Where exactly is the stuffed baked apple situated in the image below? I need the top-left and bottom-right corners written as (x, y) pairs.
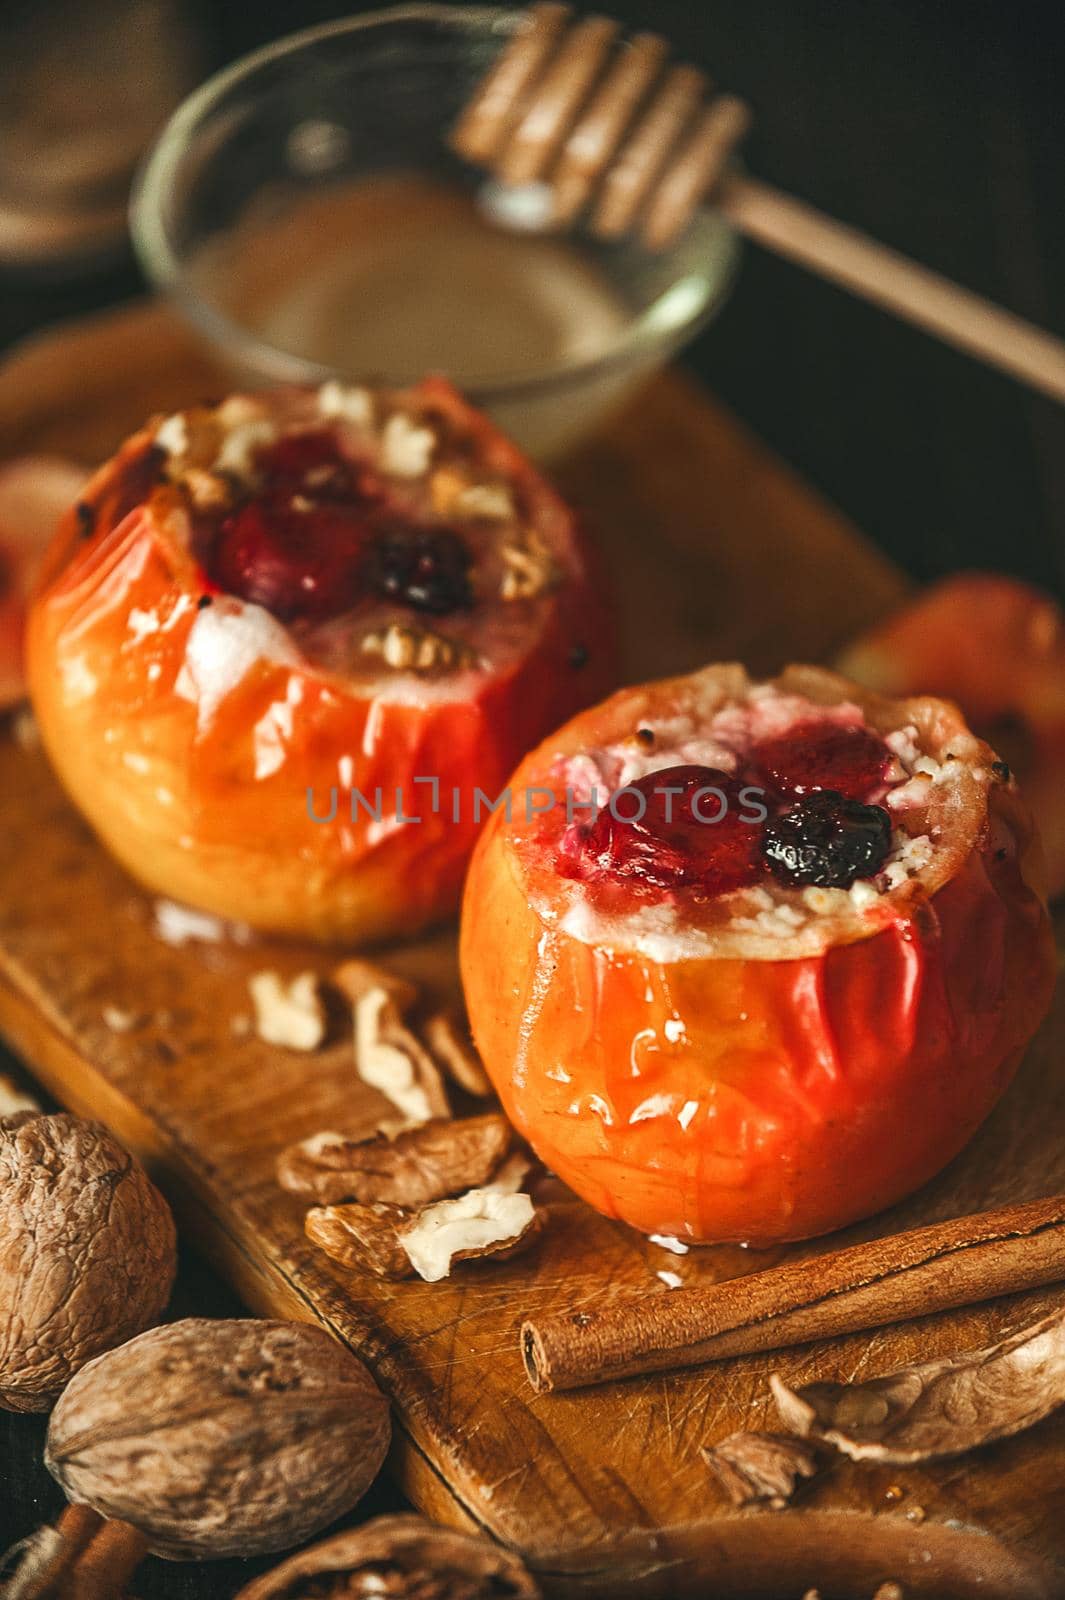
top-left (840, 573), bottom-right (1065, 900)
top-left (27, 381), bottom-right (612, 942)
top-left (461, 663), bottom-right (1055, 1244)
top-left (0, 456), bottom-right (87, 709)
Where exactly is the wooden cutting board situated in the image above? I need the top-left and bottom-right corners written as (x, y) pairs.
top-left (2, 302), bottom-right (1064, 1600)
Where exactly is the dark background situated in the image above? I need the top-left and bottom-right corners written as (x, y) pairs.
top-left (2, 0), bottom-right (1064, 1593)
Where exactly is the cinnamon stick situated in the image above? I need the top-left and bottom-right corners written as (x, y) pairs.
top-left (3, 1508), bottom-right (148, 1600)
top-left (521, 1191), bottom-right (1065, 1393)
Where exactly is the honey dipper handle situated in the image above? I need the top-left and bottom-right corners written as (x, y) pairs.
top-left (718, 174), bottom-right (1065, 405)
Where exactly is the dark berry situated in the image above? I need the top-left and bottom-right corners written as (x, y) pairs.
top-left (366, 526), bottom-right (472, 615)
top-left (568, 642), bottom-right (589, 670)
top-left (762, 790), bottom-right (892, 888)
top-left (750, 719), bottom-right (889, 801)
top-left (564, 764), bottom-right (766, 895)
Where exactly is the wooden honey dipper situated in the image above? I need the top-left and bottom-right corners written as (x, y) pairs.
top-left (452, 4), bottom-right (1065, 405)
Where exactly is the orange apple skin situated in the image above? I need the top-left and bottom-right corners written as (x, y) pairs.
top-left (840, 572), bottom-right (1065, 900)
top-left (26, 387), bottom-right (614, 944)
top-left (461, 729), bottom-right (1056, 1247)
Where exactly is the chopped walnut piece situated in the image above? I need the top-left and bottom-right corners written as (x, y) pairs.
top-left (423, 1009), bottom-right (493, 1098)
top-left (499, 530), bottom-right (559, 601)
top-left (771, 1306), bottom-right (1065, 1465)
top-left (482, 1151), bottom-right (532, 1195)
top-left (215, 419), bottom-right (277, 481)
top-left (156, 405), bottom-right (222, 469)
top-left (317, 381), bottom-right (373, 427)
top-left (331, 958), bottom-right (450, 1126)
top-left (353, 985), bottom-right (449, 1124)
top-left (101, 1004), bottom-right (138, 1033)
top-left (399, 1188), bottom-right (541, 1283)
top-left (332, 959), bottom-right (418, 1015)
top-left (156, 406), bottom-right (237, 513)
top-left (361, 622), bottom-right (478, 674)
top-left (702, 1430), bottom-right (818, 1509)
top-left (428, 465), bottom-right (468, 516)
top-left (306, 1202), bottom-right (413, 1280)
top-left (249, 971), bottom-right (325, 1052)
top-left (455, 483), bottom-right (515, 521)
top-left (277, 1115), bottom-right (510, 1209)
top-left (155, 412), bottom-right (188, 456)
top-left (178, 466), bottom-right (233, 513)
top-left (380, 414), bottom-right (435, 478)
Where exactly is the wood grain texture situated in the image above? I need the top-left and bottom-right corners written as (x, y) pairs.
top-left (2, 303), bottom-right (1064, 1598)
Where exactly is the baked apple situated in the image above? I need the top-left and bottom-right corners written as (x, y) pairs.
top-left (461, 663), bottom-right (1055, 1244)
top-left (0, 456), bottom-right (87, 709)
top-left (26, 381), bottom-right (612, 943)
top-left (839, 572), bottom-right (1065, 900)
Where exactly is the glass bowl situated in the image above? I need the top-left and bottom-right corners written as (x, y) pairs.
top-left (132, 3), bottom-right (739, 459)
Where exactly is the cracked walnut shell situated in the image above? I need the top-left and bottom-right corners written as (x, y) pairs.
top-left (232, 1514), bottom-right (540, 1599)
top-left (0, 1113), bottom-right (177, 1413)
top-left (45, 1318), bottom-right (391, 1559)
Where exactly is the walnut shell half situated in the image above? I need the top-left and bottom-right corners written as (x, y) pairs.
top-left (232, 1515), bottom-right (540, 1599)
top-left (44, 1318), bottom-right (391, 1560)
top-left (0, 1113), bottom-right (177, 1413)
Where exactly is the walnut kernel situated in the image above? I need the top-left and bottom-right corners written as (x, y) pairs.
top-left (278, 1115), bottom-right (510, 1209)
top-left (306, 1202), bottom-right (413, 1279)
top-left (499, 530), bottom-right (558, 601)
top-left (250, 971), bottom-right (326, 1051)
top-left (399, 1188), bottom-right (540, 1283)
top-left (361, 623), bottom-right (478, 674)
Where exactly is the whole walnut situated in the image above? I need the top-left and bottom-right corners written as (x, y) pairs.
top-left (0, 1112), bottom-right (177, 1412)
top-left (45, 1318), bottom-right (392, 1559)
top-left (233, 1515), bottom-right (540, 1599)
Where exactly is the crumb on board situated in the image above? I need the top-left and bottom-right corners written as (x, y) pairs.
top-left (249, 971), bottom-right (326, 1052)
top-left (101, 1004), bottom-right (137, 1033)
top-left (152, 899), bottom-right (253, 947)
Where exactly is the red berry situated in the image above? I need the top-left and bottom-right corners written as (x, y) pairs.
top-left (207, 431), bottom-right (378, 624)
top-left (256, 430), bottom-right (358, 497)
top-left (565, 764), bottom-right (767, 895)
top-left (749, 719), bottom-right (889, 801)
top-left (210, 498), bottom-right (371, 624)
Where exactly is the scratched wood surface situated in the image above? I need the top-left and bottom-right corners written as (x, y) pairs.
top-left (1, 302), bottom-right (1064, 1599)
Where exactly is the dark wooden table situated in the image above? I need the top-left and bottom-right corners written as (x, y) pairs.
top-left (2, 0), bottom-right (1064, 1593)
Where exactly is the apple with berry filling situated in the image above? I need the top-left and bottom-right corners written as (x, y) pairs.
top-left (0, 456), bottom-right (88, 710)
top-left (840, 573), bottom-right (1065, 901)
top-left (26, 380), bottom-right (613, 942)
top-left (461, 663), bottom-right (1055, 1245)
